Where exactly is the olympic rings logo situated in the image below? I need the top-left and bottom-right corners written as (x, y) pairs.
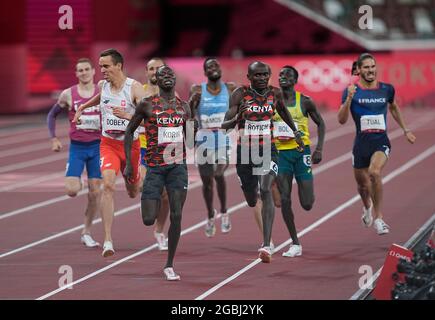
top-left (295, 60), bottom-right (354, 92)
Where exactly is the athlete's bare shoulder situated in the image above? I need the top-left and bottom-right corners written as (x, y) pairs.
top-left (58, 88), bottom-right (72, 108)
top-left (225, 82), bottom-right (237, 93)
top-left (190, 84), bottom-right (202, 95)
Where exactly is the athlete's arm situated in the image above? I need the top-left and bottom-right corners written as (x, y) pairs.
top-left (183, 101), bottom-right (196, 150)
top-left (188, 84), bottom-right (201, 118)
top-left (114, 81), bottom-right (147, 122)
top-left (389, 101), bottom-right (416, 144)
top-left (47, 88), bottom-right (70, 151)
top-left (337, 85), bottom-right (355, 124)
top-left (221, 87), bottom-right (245, 130)
top-left (304, 96), bottom-right (325, 164)
top-left (73, 92), bottom-right (101, 123)
top-left (275, 88), bottom-right (304, 151)
top-left (225, 82), bottom-right (238, 94)
top-left (124, 98), bottom-right (153, 180)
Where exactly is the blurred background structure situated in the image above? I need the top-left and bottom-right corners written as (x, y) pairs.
top-left (0, 0), bottom-right (434, 113)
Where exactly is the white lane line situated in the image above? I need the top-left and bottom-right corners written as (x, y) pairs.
top-left (0, 177), bottom-right (207, 258)
top-left (37, 144), bottom-right (435, 300)
top-left (0, 119), bottom-right (426, 254)
top-left (0, 172), bottom-right (65, 192)
top-left (0, 176), bottom-right (126, 220)
top-left (194, 144), bottom-right (435, 300)
top-left (0, 138), bottom-right (69, 159)
top-left (35, 200), bottom-right (248, 300)
top-left (0, 127), bottom-right (68, 147)
top-left (0, 153), bottom-right (67, 174)
top-left (349, 213), bottom-right (435, 300)
top-left (0, 121), bottom-right (358, 219)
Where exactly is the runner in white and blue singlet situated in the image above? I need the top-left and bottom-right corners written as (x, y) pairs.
top-left (189, 58), bottom-right (236, 237)
top-left (338, 53), bottom-right (416, 236)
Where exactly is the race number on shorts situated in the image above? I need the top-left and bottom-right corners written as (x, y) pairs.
top-left (360, 115), bottom-right (386, 133)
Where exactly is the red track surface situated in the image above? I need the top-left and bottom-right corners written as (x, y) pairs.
top-left (0, 110), bottom-right (434, 300)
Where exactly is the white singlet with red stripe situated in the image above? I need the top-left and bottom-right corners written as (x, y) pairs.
top-left (100, 77), bottom-right (139, 141)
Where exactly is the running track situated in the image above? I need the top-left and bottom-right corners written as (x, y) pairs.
top-left (0, 109), bottom-right (434, 300)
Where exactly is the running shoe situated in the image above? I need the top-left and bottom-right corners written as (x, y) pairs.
top-left (373, 218), bottom-right (390, 235)
top-left (102, 241), bottom-right (115, 257)
top-left (81, 234), bottom-right (99, 248)
top-left (361, 203), bottom-right (373, 227)
top-left (163, 267), bottom-right (180, 281)
top-left (221, 213), bottom-right (232, 233)
top-left (205, 210), bottom-right (217, 237)
top-left (154, 231), bottom-right (168, 251)
top-left (258, 246), bottom-right (272, 263)
top-left (282, 244), bottom-right (302, 257)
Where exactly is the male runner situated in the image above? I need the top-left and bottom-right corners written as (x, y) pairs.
top-left (189, 57), bottom-right (236, 237)
top-left (338, 53), bottom-right (416, 235)
top-left (273, 65), bottom-right (325, 257)
top-left (124, 65), bottom-right (191, 280)
top-left (74, 49), bottom-right (146, 256)
top-left (47, 57), bottom-right (101, 248)
top-left (222, 61), bottom-right (304, 263)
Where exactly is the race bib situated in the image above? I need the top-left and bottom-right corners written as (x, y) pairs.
top-left (200, 112), bottom-right (226, 129)
top-left (158, 126), bottom-right (184, 144)
top-left (104, 112), bottom-right (128, 134)
top-left (273, 121), bottom-right (298, 140)
top-left (360, 114), bottom-right (386, 132)
top-left (244, 120), bottom-right (271, 136)
top-left (76, 114), bottom-right (100, 131)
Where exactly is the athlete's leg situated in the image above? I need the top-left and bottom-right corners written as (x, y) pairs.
top-left (253, 200), bottom-right (263, 233)
top-left (65, 177), bottom-right (82, 197)
top-left (214, 163), bottom-right (229, 213)
top-left (82, 178), bottom-right (101, 235)
top-left (296, 179), bottom-right (314, 211)
top-left (165, 188), bottom-right (187, 268)
top-left (271, 181), bottom-right (281, 208)
top-left (354, 168), bottom-right (372, 209)
top-left (155, 188), bottom-right (169, 233)
top-left (368, 151), bottom-right (388, 220)
top-left (198, 164), bottom-right (215, 219)
top-left (101, 169), bottom-right (117, 242)
top-left (277, 174), bottom-right (300, 245)
top-left (65, 143), bottom-right (85, 197)
top-left (164, 164), bottom-right (188, 270)
top-left (259, 173), bottom-right (275, 247)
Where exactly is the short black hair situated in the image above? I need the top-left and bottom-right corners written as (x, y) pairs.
top-left (155, 65), bottom-right (172, 77)
top-left (357, 53), bottom-right (375, 68)
top-left (281, 65), bottom-right (299, 82)
top-left (203, 57), bottom-right (218, 71)
top-left (351, 61), bottom-right (358, 75)
top-left (100, 48), bottom-right (124, 69)
top-left (248, 61), bottom-right (270, 75)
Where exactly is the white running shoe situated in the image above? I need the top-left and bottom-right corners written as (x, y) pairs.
top-left (205, 210), bottom-right (217, 237)
top-left (374, 218), bottom-right (390, 235)
top-left (282, 244), bottom-right (302, 257)
top-left (258, 246), bottom-right (272, 263)
top-left (163, 267), bottom-right (180, 281)
top-left (361, 203), bottom-right (374, 227)
top-left (81, 234), bottom-right (100, 248)
top-left (261, 241), bottom-right (275, 252)
top-left (102, 241), bottom-right (115, 257)
top-left (154, 232), bottom-right (168, 251)
top-left (221, 213), bottom-right (232, 233)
